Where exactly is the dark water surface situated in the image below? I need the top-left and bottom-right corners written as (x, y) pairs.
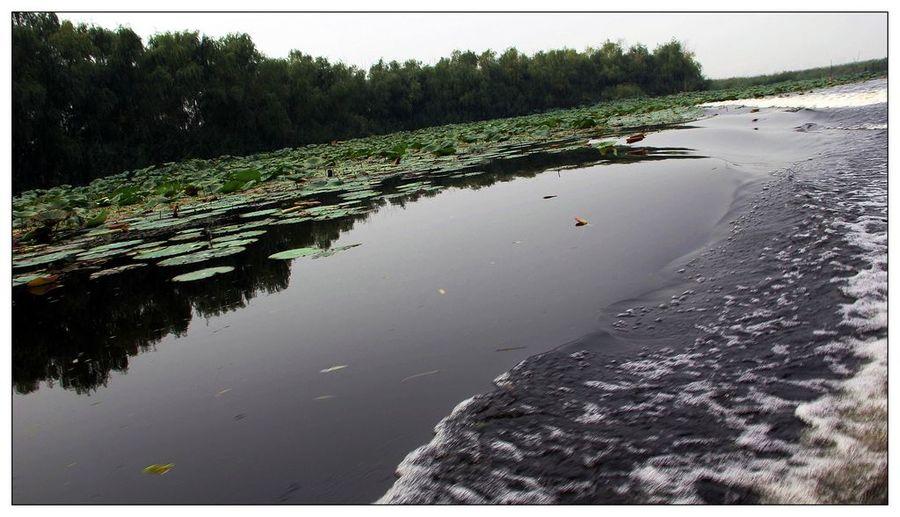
top-left (380, 81), bottom-right (887, 504)
top-left (12, 91), bottom-right (854, 503)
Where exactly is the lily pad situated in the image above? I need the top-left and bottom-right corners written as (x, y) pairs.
top-left (212, 238), bottom-right (257, 248)
top-left (134, 242), bottom-right (208, 260)
top-left (157, 246), bottom-right (246, 267)
top-left (210, 230), bottom-right (266, 243)
top-left (169, 231), bottom-right (203, 242)
top-left (211, 219), bottom-right (272, 235)
top-left (12, 248), bottom-right (84, 270)
top-left (312, 243), bottom-right (362, 259)
top-left (271, 216), bottom-right (312, 225)
top-left (239, 208), bottom-right (279, 219)
top-left (90, 263), bottom-right (147, 280)
top-left (339, 189), bottom-right (379, 201)
top-left (171, 266), bottom-right (235, 282)
top-left (268, 247), bottom-right (320, 260)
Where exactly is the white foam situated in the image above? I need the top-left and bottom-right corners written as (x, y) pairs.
top-left (702, 81), bottom-right (886, 109)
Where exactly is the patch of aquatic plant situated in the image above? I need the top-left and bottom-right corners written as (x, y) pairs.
top-left (10, 74), bottom-right (879, 287)
top-left (171, 266), bottom-right (235, 283)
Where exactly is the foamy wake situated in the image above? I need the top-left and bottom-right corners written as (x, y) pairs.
top-left (702, 78), bottom-right (886, 109)
top-left (623, 128), bottom-right (887, 504)
top-left (771, 187), bottom-right (887, 502)
top-left (377, 94), bottom-right (886, 505)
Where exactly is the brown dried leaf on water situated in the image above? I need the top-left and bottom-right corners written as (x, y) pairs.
top-left (26, 274), bottom-right (58, 287)
top-left (28, 283), bottom-right (61, 296)
top-left (750, 108), bottom-right (760, 113)
top-left (400, 370), bottom-right (440, 383)
top-left (143, 463), bottom-right (175, 475)
top-left (626, 133), bottom-right (645, 144)
top-left (574, 216), bottom-right (589, 227)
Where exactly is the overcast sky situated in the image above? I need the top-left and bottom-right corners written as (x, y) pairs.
top-left (58, 12), bottom-right (886, 79)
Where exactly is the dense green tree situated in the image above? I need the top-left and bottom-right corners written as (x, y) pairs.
top-left (12, 13), bottom-right (709, 191)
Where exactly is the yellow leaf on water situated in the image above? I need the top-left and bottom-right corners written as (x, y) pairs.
top-left (401, 370), bottom-right (440, 383)
top-left (27, 274), bottom-right (58, 287)
top-left (437, 288), bottom-right (446, 295)
top-left (143, 463), bottom-right (175, 475)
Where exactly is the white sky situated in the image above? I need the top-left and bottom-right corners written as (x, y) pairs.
top-left (55, 12), bottom-right (887, 79)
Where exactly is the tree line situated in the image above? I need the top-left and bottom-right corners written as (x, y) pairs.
top-left (13, 12), bottom-right (706, 191)
top-left (707, 57), bottom-right (887, 90)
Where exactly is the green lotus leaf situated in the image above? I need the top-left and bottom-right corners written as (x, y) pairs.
top-left (271, 216), bottom-right (312, 225)
top-left (134, 241), bottom-right (208, 260)
top-left (211, 219), bottom-right (272, 235)
top-left (169, 231), bottom-right (203, 242)
top-left (339, 190), bottom-right (379, 201)
top-left (89, 263), bottom-right (147, 280)
top-left (212, 238), bottom-right (257, 248)
top-left (268, 247), bottom-right (320, 260)
top-left (157, 246), bottom-right (246, 267)
top-left (13, 248), bottom-right (84, 270)
top-left (312, 243), bottom-right (362, 259)
top-left (210, 230), bottom-right (266, 243)
top-left (239, 208), bottom-right (279, 219)
top-left (171, 266), bottom-right (235, 283)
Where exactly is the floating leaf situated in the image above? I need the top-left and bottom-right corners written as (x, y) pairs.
top-left (400, 370), bottom-right (440, 383)
top-left (13, 272), bottom-right (47, 287)
top-left (339, 189), bottom-right (379, 201)
top-left (142, 463), bottom-right (175, 475)
top-left (311, 243), bottom-right (362, 259)
top-left (626, 133), bottom-right (645, 144)
top-left (171, 266), bottom-right (235, 283)
top-left (212, 238), bottom-right (257, 248)
top-left (26, 274), bottom-right (58, 287)
top-left (90, 263), bottom-right (147, 280)
top-left (239, 208), bottom-right (278, 219)
top-left (575, 216), bottom-right (589, 227)
top-left (157, 246), bottom-right (245, 267)
top-left (13, 248), bottom-right (84, 270)
top-left (169, 231), bottom-right (203, 242)
top-left (269, 247), bottom-right (320, 260)
top-left (134, 242), bottom-right (207, 260)
top-left (496, 346), bottom-right (528, 352)
top-left (210, 230), bottom-right (266, 243)
top-left (320, 365), bottom-right (348, 373)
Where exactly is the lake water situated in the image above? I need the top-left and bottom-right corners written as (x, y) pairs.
top-left (13, 81), bottom-right (883, 503)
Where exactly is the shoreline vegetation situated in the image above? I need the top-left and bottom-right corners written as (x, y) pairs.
top-left (13, 12), bottom-right (885, 192)
top-left (11, 71), bottom-right (884, 287)
top-left (10, 13), bottom-right (886, 286)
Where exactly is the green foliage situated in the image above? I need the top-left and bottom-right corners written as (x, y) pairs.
top-left (708, 58), bottom-right (887, 90)
top-left (13, 14), bottom-right (709, 192)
